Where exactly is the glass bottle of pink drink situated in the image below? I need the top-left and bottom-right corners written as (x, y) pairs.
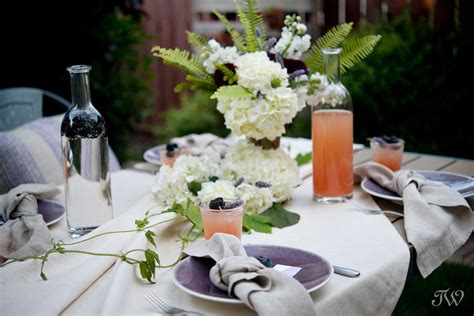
top-left (312, 48), bottom-right (353, 203)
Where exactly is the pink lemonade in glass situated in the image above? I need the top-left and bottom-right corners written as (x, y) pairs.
top-left (200, 205), bottom-right (244, 240)
top-left (312, 109), bottom-right (353, 202)
top-left (370, 137), bottom-right (404, 171)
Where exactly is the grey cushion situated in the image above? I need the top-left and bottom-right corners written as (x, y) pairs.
top-left (0, 115), bottom-right (120, 193)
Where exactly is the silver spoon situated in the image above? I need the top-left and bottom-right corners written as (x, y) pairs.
top-left (333, 265), bottom-right (361, 278)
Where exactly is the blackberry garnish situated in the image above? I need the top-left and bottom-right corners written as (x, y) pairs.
top-left (209, 197), bottom-right (225, 210)
top-left (222, 199), bottom-right (244, 210)
top-left (255, 181), bottom-right (272, 188)
top-left (254, 255), bottom-right (273, 267)
top-left (235, 177), bottom-right (245, 187)
top-left (381, 135), bottom-right (399, 144)
top-left (166, 143), bottom-right (179, 152)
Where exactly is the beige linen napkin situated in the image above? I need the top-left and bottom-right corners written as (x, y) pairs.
top-left (184, 233), bottom-right (317, 316)
top-left (354, 162), bottom-right (473, 277)
top-left (0, 183), bottom-right (59, 259)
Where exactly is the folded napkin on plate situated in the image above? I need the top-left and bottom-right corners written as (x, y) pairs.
top-left (354, 162), bottom-right (473, 277)
top-left (184, 233), bottom-right (316, 316)
top-left (0, 183), bottom-right (59, 259)
top-left (171, 133), bottom-right (238, 160)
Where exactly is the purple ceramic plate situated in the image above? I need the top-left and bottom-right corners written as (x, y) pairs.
top-left (143, 144), bottom-right (165, 165)
top-left (37, 199), bottom-right (66, 226)
top-left (173, 244), bottom-right (334, 304)
top-left (361, 170), bottom-right (474, 203)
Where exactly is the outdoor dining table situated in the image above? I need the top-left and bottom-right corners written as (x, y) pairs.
top-left (1, 139), bottom-right (473, 315)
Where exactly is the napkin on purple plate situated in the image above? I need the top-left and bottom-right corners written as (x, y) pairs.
top-left (184, 233), bottom-right (316, 316)
top-left (0, 183), bottom-right (59, 259)
top-left (354, 162), bottom-right (473, 277)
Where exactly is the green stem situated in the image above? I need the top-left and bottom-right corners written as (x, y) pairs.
top-left (1, 255), bottom-right (45, 267)
top-left (159, 224), bottom-right (196, 269)
top-left (62, 216), bottom-right (176, 246)
top-left (281, 30), bottom-right (297, 58)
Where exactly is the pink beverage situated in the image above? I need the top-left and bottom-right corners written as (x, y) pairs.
top-left (370, 137), bottom-right (404, 171)
top-left (200, 205), bottom-right (244, 240)
top-left (312, 109), bottom-right (353, 202)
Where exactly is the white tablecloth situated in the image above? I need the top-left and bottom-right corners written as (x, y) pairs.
top-left (0, 170), bottom-right (409, 315)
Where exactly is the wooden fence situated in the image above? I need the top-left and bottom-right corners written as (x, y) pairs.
top-left (142, 0), bottom-right (471, 111)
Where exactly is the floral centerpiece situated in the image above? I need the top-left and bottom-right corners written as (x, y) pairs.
top-left (151, 0), bottom-right (381, 231)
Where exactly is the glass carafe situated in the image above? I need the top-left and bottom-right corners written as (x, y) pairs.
top-left (312, 48), bottom-right (353, 203)
top-left (61, 65), bottom-right (113, 238)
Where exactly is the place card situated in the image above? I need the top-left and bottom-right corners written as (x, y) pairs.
top-left (273, 264), bottom-right (302, 277)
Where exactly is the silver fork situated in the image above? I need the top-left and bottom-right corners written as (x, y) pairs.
top-left (144, 291), bottom-right (205, 315)
top-left (348, 199), bottom-right (404, 218)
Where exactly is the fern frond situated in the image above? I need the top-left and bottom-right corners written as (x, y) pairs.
top-left (186, 31), bottom-right (209, 54)
top-left (212, 10), bottom-right (246, 52)
top-left (174, 82), bottom-right (194, 93)
top-left (244, 0), bottom-right (265, 48)
top-left (151, 46), bottom-right (211, 80)
top-left (303, 23), bottom-right (353, 73)
top-left (215, 64), bottom-right (237, 84)
top-left (340, 35), bottom-right (381, 74)
top-left (234, 0), bottom-right (264, 52)
top-left (186, 75), bottom-right (216, 91)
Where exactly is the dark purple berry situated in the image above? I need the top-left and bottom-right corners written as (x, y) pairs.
top-left (373, 135), bottom-right (399, 144)
top-left (209, 197), bottom-right (225, 210)
top-left (166, 143), bottom-right (179, 152)
top-left (222, 199), bottom-right (244, 209)
top-left (235, 177), bottom-right (245, 187)
top-left (255, 181), bottom-right (272, 188)
top-left (254, 255), bottom-right (273, 267)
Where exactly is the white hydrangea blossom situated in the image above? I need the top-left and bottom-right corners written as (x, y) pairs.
top-left (151, 165), bottom-right (197, 207)
top-left (236, 183), bottom-right (273, 214)
top-left (151, 155), bottom-right (218, 207)
top-left (202, 39), bottom-right (240, 74)
top-left (197, 180), bottom-right (237, 205)
top-left (222, 140), bottom-right (301, 202)
top-left (216, 86), bottom-right (299, 140)
top-left (172, 155), bottom-right (218, 183)
top-left (234, 52), bottom-right (289, 95)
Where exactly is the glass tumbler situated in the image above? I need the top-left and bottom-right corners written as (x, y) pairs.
top-left (370, 137), bottom-right (405, 171)
top-left (200, 204), bottom-right (244, 240)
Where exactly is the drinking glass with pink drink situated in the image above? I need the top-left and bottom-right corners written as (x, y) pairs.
top-left (200, 198), bottom-right (244, 240)
top-left (370, 136), bottom-right (404, 171)
top-left (312, 48), bottom-right (353, 203)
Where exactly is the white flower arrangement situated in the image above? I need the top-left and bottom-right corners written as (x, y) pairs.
top-left (151, 155), bottom-right (216, 207)
top-left (236, 183), bottom-right (273, 214)
top-left (150, 0), bottom-right (381, 228)
top-left (216, 85), bottom-right (299, 140)
top-left (202, 39), bottom-right (240, 74)
top-left (152, 140), bottom-right (299, 213)
top-left (221, 140), bottom-right (301, 202)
